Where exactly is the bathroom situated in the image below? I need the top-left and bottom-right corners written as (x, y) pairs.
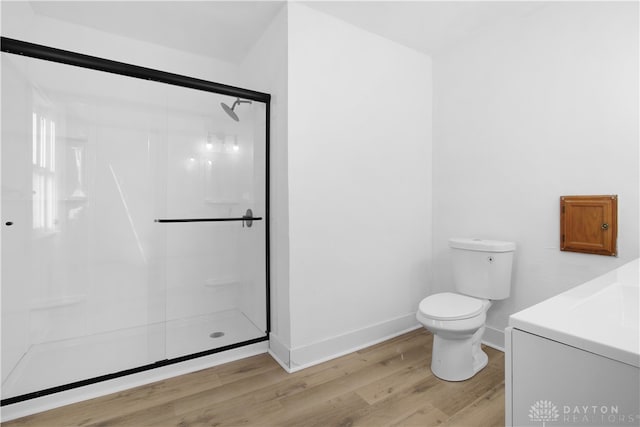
top-left (1, 0), bottom-right (638, 424)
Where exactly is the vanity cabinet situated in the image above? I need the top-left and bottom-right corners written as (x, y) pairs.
top-left (504, 259), bottom-right (639, 427)
top-left (506, 328), bottom-right (639, 426)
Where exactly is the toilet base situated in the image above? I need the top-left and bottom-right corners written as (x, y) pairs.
top-left (430, 326), bottom-right (488, 382)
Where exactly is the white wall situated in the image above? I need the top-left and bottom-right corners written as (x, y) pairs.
top-left (238, 5), bottom-right (291, 363)
top-left (432, 2), bottom-right (639, 348)
top-left (286, 3), bottom-right (432, 369)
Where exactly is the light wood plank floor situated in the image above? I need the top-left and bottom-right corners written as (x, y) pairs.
top-left (3, 329), bottom-right (505, 427)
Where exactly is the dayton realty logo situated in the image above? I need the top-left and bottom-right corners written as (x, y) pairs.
top-left (529, 400), bottom-right (560, 426)
top-left (529, 401), bottom-right (638, 425)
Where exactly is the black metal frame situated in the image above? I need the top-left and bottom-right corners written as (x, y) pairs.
top-left (0, 37), bottom-right (271, 406)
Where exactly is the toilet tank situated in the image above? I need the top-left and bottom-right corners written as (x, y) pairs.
top-left (449, 238), bottom-right (516, 300)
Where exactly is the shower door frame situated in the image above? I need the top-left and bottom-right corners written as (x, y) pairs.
top-left (0, 37), bottom-right (271, 406)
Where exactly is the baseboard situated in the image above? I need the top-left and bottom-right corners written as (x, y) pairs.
top-left (287, 313), bottom-right (421, 372)
top-left (482, 325), bottom-right (505, 351)
top-left (268, 332), bottom-right (291, 372)
top-left (0, 341), bottom-right (268, 422)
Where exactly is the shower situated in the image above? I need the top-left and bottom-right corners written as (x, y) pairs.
top-left (1, 37), bottom-right (270, 407)
top-left (221, 97), bottom-right (252, 121)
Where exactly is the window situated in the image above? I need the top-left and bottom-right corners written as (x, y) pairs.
top-left (32, 112), bottom-right (57, 234)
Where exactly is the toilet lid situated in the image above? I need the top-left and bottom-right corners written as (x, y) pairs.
top-left (419, 292), bottom-right (485, 320)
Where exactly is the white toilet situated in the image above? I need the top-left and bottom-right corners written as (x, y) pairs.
top-left (417, 237), bottom-right (515, 381)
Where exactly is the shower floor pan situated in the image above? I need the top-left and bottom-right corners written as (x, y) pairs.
top-left (2, 309), bottom-right (264, 401)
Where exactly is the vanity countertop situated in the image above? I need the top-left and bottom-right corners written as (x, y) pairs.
top-left (509, 258), bottom-right (639, 367)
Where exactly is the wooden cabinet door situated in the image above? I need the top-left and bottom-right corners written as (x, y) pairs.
top-left (560, 195), bottom-right (617, 256)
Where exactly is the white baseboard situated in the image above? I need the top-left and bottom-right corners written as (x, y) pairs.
top-left (268, 332), bottom-right (291, 371)
top-left (0, 341), bottom-right (268, 422)
top-left (482, 325), bottom-right (505, 351)
top-left (286, 313), bottom-right (421, 372)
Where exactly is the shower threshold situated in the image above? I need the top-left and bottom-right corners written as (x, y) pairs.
top-left (1, 309), bottom-right (265, 404)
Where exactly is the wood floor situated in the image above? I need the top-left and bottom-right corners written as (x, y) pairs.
top-left (3, 329), bottom-right (505, 427)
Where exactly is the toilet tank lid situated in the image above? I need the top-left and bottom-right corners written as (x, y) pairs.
top-left (449, 238), bottom-right (516, 252)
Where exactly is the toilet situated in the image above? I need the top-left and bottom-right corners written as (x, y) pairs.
top-left (417, 237), bottom-right (515, 381)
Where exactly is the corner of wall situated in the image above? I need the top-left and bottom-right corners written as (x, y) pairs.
top-left (268, 332), bottom-right (292, 372)
top-left (238, 2), bottom-right (291, 353)
top-left (482, 325), bottom-right (505, 352)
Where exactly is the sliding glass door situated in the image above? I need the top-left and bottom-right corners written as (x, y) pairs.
top-left (1, 40), bottom-right (269, 403)
top-left (161, 85), bottom-right (267, 360)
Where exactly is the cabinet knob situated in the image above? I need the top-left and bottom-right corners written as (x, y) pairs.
top-left (601, 223), bottom-right (609, 230)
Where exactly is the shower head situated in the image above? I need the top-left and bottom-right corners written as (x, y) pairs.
top-left (221, 101), bottom-right (239, 121)
top-left (221, 97), bottom-right (252, 122)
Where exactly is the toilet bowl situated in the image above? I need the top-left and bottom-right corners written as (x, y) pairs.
top-left (416, 237), bottom-right (515, 381)
top-left (417, 292), bottom-right (491, 381)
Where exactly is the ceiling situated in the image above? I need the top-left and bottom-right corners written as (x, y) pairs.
top-left (29, 1), bottom-right (286, 63)
top-left (304, 1), bottom-right (546, 56)
top-left (28, 1), bottom-right (546, 63)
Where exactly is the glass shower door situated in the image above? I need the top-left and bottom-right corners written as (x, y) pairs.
top-left (1, 43), bottom-right (269, 404)
top-left (1, 52), bottom-right (168, 401)
top-left (158, 86), bottom-right (267, 359)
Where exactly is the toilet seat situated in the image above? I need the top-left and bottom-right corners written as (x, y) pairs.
top-left (419, 292), bottom-right (485, 321)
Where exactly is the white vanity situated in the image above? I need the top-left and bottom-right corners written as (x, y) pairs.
top-left (505, 259), bottom-right (639, 426)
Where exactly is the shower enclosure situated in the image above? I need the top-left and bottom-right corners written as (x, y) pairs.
top-left (1, 38), bottom-right (270, 404)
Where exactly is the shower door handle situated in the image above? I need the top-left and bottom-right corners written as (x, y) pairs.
top-left (154, 217), bottom-right (262, 223)
top-left (154, 209), bottom-right (261, 228)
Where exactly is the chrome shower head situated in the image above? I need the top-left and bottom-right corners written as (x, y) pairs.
top-left (221, 98), bottom-right (251, 122)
